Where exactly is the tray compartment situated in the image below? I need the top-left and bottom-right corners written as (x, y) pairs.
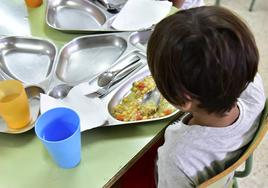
top-left (55, 35), bottom-right (127, 84)
top-left (107, 69), bottom-right (179, 125)
top-left (46, 0), bottom-right (109, 31)
top-left (0, 36), bottom-right (56, 85)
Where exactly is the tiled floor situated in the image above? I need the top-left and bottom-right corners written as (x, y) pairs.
top-left (205, 0), bottom-right (268, 187)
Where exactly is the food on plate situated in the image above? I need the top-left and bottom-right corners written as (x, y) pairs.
top-left (111, 76), bottom-right (176, 121)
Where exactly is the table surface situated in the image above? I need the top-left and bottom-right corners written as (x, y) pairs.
top-left (0, 119), bottom-right (173, 188)
top-left (0, 1), bottom-right (180, 188)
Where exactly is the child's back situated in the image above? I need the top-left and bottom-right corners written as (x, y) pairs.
top-left (157, 74), bottom-right (265, 187)
top-left (147, 6), bottom-right (266, 188)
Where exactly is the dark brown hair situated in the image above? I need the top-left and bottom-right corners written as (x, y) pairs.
top-left (147, 6), bottom-right (258, 114)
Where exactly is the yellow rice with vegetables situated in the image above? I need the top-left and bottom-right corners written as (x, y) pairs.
top-left (111, 76), bottom-right (176, 121)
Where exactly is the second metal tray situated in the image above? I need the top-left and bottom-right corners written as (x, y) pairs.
top-left (46, 0), bottom-right (118, 33)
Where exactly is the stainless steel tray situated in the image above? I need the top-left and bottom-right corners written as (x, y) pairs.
top-left (0, 36), bottom-right (57, 89)
top-left (46, 0), bottom-right (121, 33)
top-left (0, 32), bottom-right (160, 131)
top-left (48, 31), bottom-right (148, 89)
top-left (0, 85), bottom-right (45, 134)
top-left (48, 48), bottom-right (147, 95)
top-left (43, 50), bottom-right (148, 132)
top-left (105, 68), bottom-right (180, 125)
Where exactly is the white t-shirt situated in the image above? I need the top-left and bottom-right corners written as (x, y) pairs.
top-left (158, 0), bottom-right (205, 9)
top-left (157, 73), bottom-right (266, 188)
top-left (181, 0), bottom-right (204, 9)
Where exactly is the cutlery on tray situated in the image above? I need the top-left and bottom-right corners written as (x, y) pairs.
top-left (97, 56), bottom-right (140, 87)
top-left (86, 59), bottom-right (144, 98)
top-left (49, 56), bottom-right (143, 99)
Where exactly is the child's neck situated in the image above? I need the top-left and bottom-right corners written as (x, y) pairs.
top-left (188, 104), bottom-right (240, 127)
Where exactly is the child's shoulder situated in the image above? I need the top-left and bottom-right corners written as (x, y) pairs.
top-left (239, 73), bottom-right (265, 111)
top-left (164, 117), bottom-right (209, 143)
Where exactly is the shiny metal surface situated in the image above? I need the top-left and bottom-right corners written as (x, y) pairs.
top-left (129, 30), bottom-right (153, 51)
top-left (46, 0), bottom-right (116, 32)
top-left (97, 55), bottom-right (140, 87)
top-left (141, 87), bottom-right (161, 111)
top-left (88, 61), bottom-right (144, 98)
top-left (48, 84), bottom-right (73, 99)
top-left (0, 85), bottom-right (45, 134)
top-left (0, 36), bottom-right (57, 86)
top-left (97, 0), bottom-right (126, 13)
top-left (49, 50), bottom-right (145, 98)
top-left (0, 0), bottom-right (30, 36)
top-left (107, 69), bottom-right (179, 125)
top-left (92, 50), bottom-right (147, 99)
top-left (49, 58), bottom-right (142, 99)
top-left (55, 34), bottom-right (127, 84)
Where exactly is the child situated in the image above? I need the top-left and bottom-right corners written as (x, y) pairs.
top-left (147, 6), bottom-right (266, 187)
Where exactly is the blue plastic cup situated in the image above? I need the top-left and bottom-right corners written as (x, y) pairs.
top-left (35, 107), bottom-right (81, 169)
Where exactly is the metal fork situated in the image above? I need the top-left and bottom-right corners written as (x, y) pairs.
top-left (86, 60), bottom-right (143, 98)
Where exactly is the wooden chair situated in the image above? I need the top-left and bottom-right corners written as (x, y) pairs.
top-left (215, 0), bottom-right (257, 11)
top-left (198, 98), bottom-right (268, 188)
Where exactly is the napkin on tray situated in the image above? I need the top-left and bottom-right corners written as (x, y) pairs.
top-left (40, 83), bottom-right (108, 131)
top-left (111, 0), bottom-right (172, 31)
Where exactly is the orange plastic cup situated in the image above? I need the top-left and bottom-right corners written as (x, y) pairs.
top-left (25, 0), bottom-right (43, 8)
top-left (0, 80), bottom-right (31, 129)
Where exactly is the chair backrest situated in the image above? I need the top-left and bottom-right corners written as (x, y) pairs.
top-left (198, 99), bottom-right (268, 188)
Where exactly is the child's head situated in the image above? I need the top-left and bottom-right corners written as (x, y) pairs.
top-left (147, 6), bottom-right (259, 114)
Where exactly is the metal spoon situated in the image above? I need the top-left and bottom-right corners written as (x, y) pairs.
top-left (48, 84), bottom-right (73, 99)
top-left (141, 88), bottom-right (161, 113)
top-left (91, 61), bottom-right (144, 98)
top-left (97, 56), bottom-right (141, 87)
top-left (48, 59), bottom-right (142, 99)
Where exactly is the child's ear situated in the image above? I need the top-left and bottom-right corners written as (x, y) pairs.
top-left (179, 94), bottom-right (192, 111)
top-left (179, 101), bottom-right (192, 111)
